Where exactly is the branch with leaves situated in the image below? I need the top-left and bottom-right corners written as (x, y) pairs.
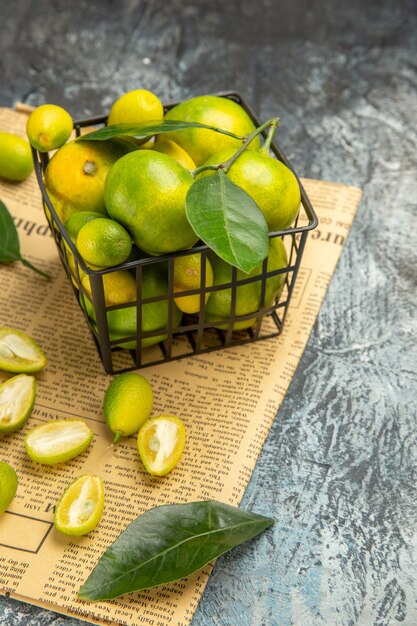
top-left (80, 117), bottom-right (280, 274)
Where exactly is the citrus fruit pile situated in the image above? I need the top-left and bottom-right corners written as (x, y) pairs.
top-left (0, 327), bottom-right (101, 535)
top-left (0, 327), bottom-right (186, 536)
top-left (26, 90), bottom-right (301, 349)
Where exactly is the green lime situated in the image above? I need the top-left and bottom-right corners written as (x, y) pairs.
top-left (200, 148), bottom-right (301, 231)
top-left (25, 419), bottom-right (93, 465)
top-left (137, 415), bottom-right (186, 476)
top-left (0, 328), bottom-right (47, 374)
top-left (64, 211), bottom-right (103, 242)
top-left (0, 461), bottom-right (18, 515)
top-left (26, 104), bottom-right (73, 153)
top-left (103, 373), bottom-right (153, 443)
top-left (205, 237), bottom-right (288, 330)
top-left (54, 475), bottom-right (104, 536)
top-left (82, 262), bottom-right (183, 350)
top-left (0, 374), bottom-right (36, 434)
top-left (0, 132), bottom-right (33, 182)
top-left (104, 150), bottom-right (197, 255)
top-left (174, 253), bottom-right (214, 314)
top-left (76, 217), bottom-right (132, 268)
top-left (162, 95), bottom-right (260, 166)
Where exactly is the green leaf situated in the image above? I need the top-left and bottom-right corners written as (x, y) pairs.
top-left (0, 200), bottom-right (50, 280)
top-left (0, 199), bottom-right (21, 263)
top-left (78, 500), bottom-right (274, 601)
top-left (185, 171), bottom-right (269, 273)
top-left (78, 119), bottom-right (243, 142)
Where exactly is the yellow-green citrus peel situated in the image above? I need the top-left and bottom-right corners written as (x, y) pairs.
top-left (103, 372), bottom-right (153, 444)
top-left (0, 461), bottom-right (18, 515)
top-left (0, 328), bottom-right (47, 374)
top-left (0, 374), bottom-right (36, 434)
top-left (25, 419), bottom-right (93, 465)
top-left (137, 415), bottom-right (186, 476)
top-left (54, 474), bottom-right (104, 536)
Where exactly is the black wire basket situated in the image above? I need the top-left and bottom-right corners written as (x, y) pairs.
top-left (33, 92), bottom-right (318, 374)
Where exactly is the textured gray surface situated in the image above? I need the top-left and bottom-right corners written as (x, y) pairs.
top-left (1, 0), bottom-right (416, 625)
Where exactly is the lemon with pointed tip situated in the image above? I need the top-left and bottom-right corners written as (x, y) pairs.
top-left (26, 104), bottom-right (73, 153)
top-left (103, 373), bottom-right (153, 444)
top-left (137, 415), bottom-right (186, 476)
top-left (0, 461), bottom-right (18, 515)
top-left (54, 475), bottom-right (104, 536)
top-left (108, 89), bottom-right (163, 125)
top-left (0, 328), bottom-right (47, 374)
top-left (0, 374), bottom-right (36, 434)
top-left (25, 419), bottom-right (93, 465)
top-left (0, 132), bottom-right (33, 182)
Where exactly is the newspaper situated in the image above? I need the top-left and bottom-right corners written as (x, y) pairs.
top-left (0, 107), bottom-right (362, 626)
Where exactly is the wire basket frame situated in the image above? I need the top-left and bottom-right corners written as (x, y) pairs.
top-left (32, 92), bottom-right (318, 374)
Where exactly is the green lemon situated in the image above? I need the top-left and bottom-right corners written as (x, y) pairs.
top-left (82, 262), bottom-right (183, 350)
top-left (54, 475), bottom-right (104, 536)
top-left (64, 211), bottom-right (103, 242)
top-left (161, 95), bottom-right (260, 166)
top-left (26, 104), bottom-right (73, 153)
top-left (174, 253), bottom-right (214, 314)
top-left (25, 419), bottom-right (93, 465)
top-left (76, 217), bottom-right (132, 268)
top-left (0, 132), bottom-right (33, 182)
top-left (104, 150), bottom-right (198, 255)
top-left (0, 374), bottom-right (36, 434)
top-left (0, 328), bottom-right (47, 374)
top-left (200, 148), bottom-right (301, 231)
top-left (0, 461), bottom-right (18, 515)
top-left (63, 212), bottom-right (103, 286)
top-left (45, 139), bottom-right (124, 223)
top-left (205, 237), bottom-right (288, 330)
top-left (103, 373), bottom-right (153, 443)
top-left (137, 415), bottom-right (186, 476)
top-left (107, 89), bottom-right (163, 125)
top-left (153, 139), bottom-right (196, 169)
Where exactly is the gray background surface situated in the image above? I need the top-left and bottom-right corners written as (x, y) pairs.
top-left (0, 0), bottom-right (416, 625)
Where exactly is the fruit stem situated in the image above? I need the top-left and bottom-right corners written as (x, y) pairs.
top-left (112, 431), bottom-right (122, 445)
top-left (259, 118), bottom-right (279, 154)
top-left (191, 117), bottom-right (279, 177)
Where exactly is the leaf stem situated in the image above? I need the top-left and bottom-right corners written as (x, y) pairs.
top-left (191, 117), bottom-right (279, 178)
top-left (20, 257), bottom-right (51, 280)
top-left (259, 118), bottom-right (279, 154)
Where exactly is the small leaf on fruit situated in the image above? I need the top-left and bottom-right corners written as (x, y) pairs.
top-left (185, 171), bottom-right (269, 273)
